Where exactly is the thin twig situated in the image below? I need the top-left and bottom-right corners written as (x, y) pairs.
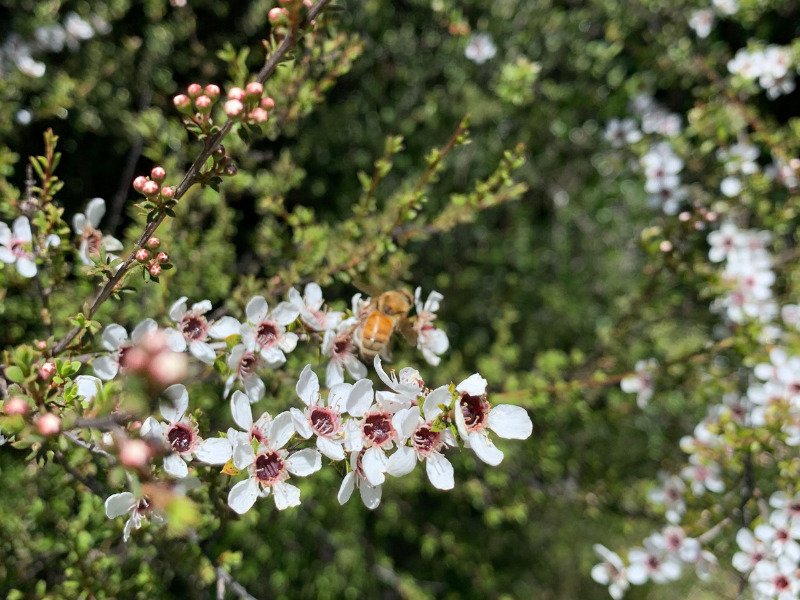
top-left (215, 567), bottom-right (260, 600)
top-left (48, 0), bottom-right (332, 358)
top-left (63, 430), bottom-right (114, 459)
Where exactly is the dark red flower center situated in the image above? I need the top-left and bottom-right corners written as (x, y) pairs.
top-left (412, 425), bottom-right (439, 454)
top-left (181, 314), bottom-right (208, 341)
top-left (239, 352), bottom-right (259, 377)
top-left (254, 451), bottom-right (285, 483)
top-left (363, 413), bottom-right (394, 447)
top-left (256, 321), bottom-right (278, 348)
top-left (85, 228), bottom-right (102, 256)
top-left (332, 338), bottom-right (349, 357)
top-left (167, 423), bottom-right (194, 453)
top-left (310, 407), bottom-right (338, 437)
top-left (460, 393), bottom-right (488, 430)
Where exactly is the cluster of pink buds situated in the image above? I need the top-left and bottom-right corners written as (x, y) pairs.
top-left (174, 83), bottom-right (220, 119)
top-left (135, 237), bottom-right (172, 277)
top-left (268, 0), bottom-right (314, 29)
top-left (223, 82), bottom-right (274, 125)
top-left (133, 167), bottom-right (175, 206)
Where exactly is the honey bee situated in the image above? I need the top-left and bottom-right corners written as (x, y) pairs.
top-left (354, 288), bottom-right (417, 361)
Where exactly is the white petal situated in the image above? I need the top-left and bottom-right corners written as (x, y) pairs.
top-left (272, 482), bottom-right (301, 510)
top-left (140, 416), bottom-right (161, 438)
top-left (228, 478), bottom-right (259, 514)
top-left (362, 446), bottom-right (388, 486)
top-left (233, 442), bottom-right (256, 470)
top-left (93, 355), bottom-right (118, 380)
top-left (161, 384), bottom-right (188, 422)
top-left (231, 390), bottom-right (254, 431)
top-left (0, 247), bottom-right (14, 263)
top-left (105, 492), bottom-right (136, 518)
top-left (102, 324), bottom-right (128, 351)
top-left (0, 222), bottom-right (8, 246)
top-left (12, 217), bottom-right (32, 241)
top-left (326, 360), bottom-right (344, 388)
top-left (190, 300), bottom-right (212, 314)
top-left (268, 411), bottom-right (294, 450)
top-left (346, 378), bottom-right (374, 417)
top-left (304, 282), bottom-right (323, 308)
top-left (316, 436), bottom-right (345, 461)
top-left (456, 373), bottom-right (487, 396)
top-left (296, 364), bottom-right (320, 406)
top-left (344, 355), bottom-right (368, 380)
top-left (392, 409), bottom-right (420, 441)
top-left (85, 197), bottom-right (106, 228)
top-left (488, 405), bottom-right (533, 440)
top-left (376, 391), bottom-right (411, 413)
top-left (286, 448), bottom-right (322, 476)
top-left (75, 375), bottom-right (102, 401)
top-left (101, 235), bottom-right (123, 252)
top-left (327, 383), bottom-right (352, 413)
top-left (278, 331), bottom-right (298, 353)
top-left (261, 346), bottom-right (286, 366)
top-left (243, 376), bottom-right (265, 403)
top-left (338, 472), bottom-right (355, 505)
top-left (189, 341), bottom-right (217, 364)
top-left (359, 482), bottom-right (382, 510)
top-left (290, 407), bottom-right (314, 439)
top-left (165, 328), bottom-right (186, 351)
top-left (130, 319), bottom-right (157, 343)
top-left (344, 420), bottom-right (364, 452)
top-left (168, 296), bottom-right (188, 322)
top-left (386, 446), bottom-right (417, 477)
top-left (246, 296), bottom-right (269, 324)
top-left (16, 257), bottom-right (37, 278)
top-left (468, 431), bottom-right (504, 466)
top-left (208, 316), bottom-right (241, 339)
top-left (422, 386), bottom-right (450, 421)
top-left (426, 452), bottom-right (454, 490)
top-left (163, 453), bottom-right (189, 478)
top-left (626, 562), bottom-right (649, 585)
top-left (272, 302), bottom-right (300, 325)
top-left (194, 438), bottom-right (232, 464)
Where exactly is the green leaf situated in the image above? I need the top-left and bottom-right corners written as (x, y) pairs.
top-left (5, 366), bottom-right (25, 384)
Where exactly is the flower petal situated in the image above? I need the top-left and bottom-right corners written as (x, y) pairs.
top-left (272, 302), bottom-right (300, 325)
top-left (425, 451), bottom-right (454, 490)
top-left (246, 296), bottom-right (269, 324)
top-left (160, 384), bottom-right (188, 422)
top-left (93, 355), bottom-right (118, 381)
top-left (359, 482), bottom-right (382, 510)
top-left (286, 448), bottom-right (322, 476)
top-left (290, 407), bottom-right (314, 439)
top-left (168, 296), bottom-right (188, 322)
top-left (102, 324), bottom-right (128, 351)
top-left (75, 375), bottom-right (102, 402)
top-left (296, 364), bottom-right (319, 407)
top-left (272, 482), bottom-right (301, 510)
top-left (316, 436), bottom-right (345, 461)
top-left (230, 390), bottom-right (254, 431)
top-left (194, 437), bottom-right (232, 464)
top-left (362, 446), bottom-right (388, 486)
top-left (338, 472), bottom-right (355, 505)
top-left (208, 316), bottom-right (241, 339)
top-left (16, 257), bottom-right (37, 278)
top-left (12, 217), bottom-right (32, 241)
top-left (244, 376), bottom-right (266, 403)
top-left (487, 404), bottom-right (533, 440)
top-left (140, 417), bottom-right (161, 438)
top-left (233, 442), bottom-right (256, 470)
top-left (105, 492), bottom-right (136, 518)
top-left (456, 373), bottom-right (487, 396)
top-left (85, 197), bottom-right (106, 228)
top-left (468, 431), bottom-right (504, 466)
top-left (189, 341), bottom-right (217, 364)
top-left (422, 386), bottom-right (451, 421)
top-left (228, 478), bottom-right (259, 514)
top-left (268, 411), bottom-right (294, 450)
top-left (163, 453), bottom-right (189, 478)
top-left (386, 446), bottom-right (416, 477)
top-left (346, 378), bottom-right (374, 417)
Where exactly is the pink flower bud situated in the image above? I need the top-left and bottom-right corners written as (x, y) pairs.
top-left (187, 83), bottom-right (203, 98)
top-left (4, 397), bottom-right (29, 415)
top-left (195, 95), bottom-right (212, 113)
top-left (303, 0), bottom-right (311, 6)
top-left (224, 99), bottom-right (244, 118)
top-left (37, 413), bottom-right (61, 436)
top-left (119, 439), bottom-right (152, 467)
top-left (246, 82), bottom-right (263, 98)
top-left (213, 144), bottom-right (226, 157)
top-left (35, 340), bottom-right (47, 350)
top-left (135, 248), bottom-right (151, 262)
top-left (261, 97), bottom-right (275, 110)
top-left (141, 330), bottom-right (169, 354)
top-left (147, 237), bottom-right (160, 249)
top-left (157, 252), bottom-right (169, 263)
top-left (660, 241), bottom-right (673, 252)
top-left (149, 263), bottom-right (162, 276)
top-left (228, 87), bottom-right (246, 101)
top-left (142, 180), bottom-right (160, 196)
top-left (225, 164), bottom-right (238, 177)
top-left (173, 94), bottom-right (192, 112)
top-left (151, 166), bottom-right (167, 183)
top-left (39, 362), bottom-right (56, 380)
top-left (204, 84), bottom-right (221, 99)
top-left (269, 7), bottom-right (288, 22)
top-left (148, 351), bottom-right (189, 386)
top-left (123, 347), bottom-right (149, 371)
top-left (133, 176), bottom-right (148, 193)
top-left (250, 107), bottom-right (269, 123)
top-left (161, 186), bottom-right (175, 199)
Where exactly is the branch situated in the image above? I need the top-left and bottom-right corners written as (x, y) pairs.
top-left (49, 0), bottom-right (333, 358)
top-left (215, 567), bottom-right (259, 600)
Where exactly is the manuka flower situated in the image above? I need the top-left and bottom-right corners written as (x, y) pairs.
top-left (105, 492), bottom-right (163, 542)
top-left (72, 197), bottom-right (123, 266)
top-left (321, 317), bottom-right (366, 387)
top-left (338, 449), bottom-right (383, 510)
top-left (224, 334), bottom-right (266, 403)
top-left (167, 297), bottom-right (241, 364)
top-left (241, 295), bottom-right (300, 367)
top-left (413, 287), bottom-right (449, 366)
top-left (93, 319), bottom-right (158, 380)
top-left (0, 216), bottom-right (58, 277)
top-left (288, 282), bottom-right (343, 331)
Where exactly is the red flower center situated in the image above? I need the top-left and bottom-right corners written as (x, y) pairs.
top-left (362, 413), bottom-right (394, 447)
top-left (255, 450), bottom-right (285, 484)
top-left (412, 425), bottom-right (440, 455)
top-left (181, 314), bottom-right (208, 341)
top-left (310, 407), bottom-right (339, 437)
top-left (167, 423), bottom-right (194, 453)
top-left (256, 321), bottom-right (279, 348)
top-left (460, 393), bottom-right (488, 431)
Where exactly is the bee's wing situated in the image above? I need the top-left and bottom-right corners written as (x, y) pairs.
top-left (353, 280), bottom-right (383, 298)
top-left (397, 316), bottom-right (418, 346)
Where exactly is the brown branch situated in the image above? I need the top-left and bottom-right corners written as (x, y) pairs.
top-left (48, 0), bottom-right (333, 358)
top-left (215, 567), bottom-right (260, 600)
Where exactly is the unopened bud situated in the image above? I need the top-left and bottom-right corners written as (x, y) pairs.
top-left (187, 83), bottom-right (203, 98)
top-left (148, 351), bottom-right (189, 386)
top-left (151, 166), bottom-right (167, 183)
top-left (133, 176), bottom-right (148, 192)
top-left (157, 251), bottom-right (169, 263)
top-left (225, 164), bottom-right (238, 177)
top-left (224, 99), bottom-right (244, 118)
top-left (123, 347), bottom-right (149, 371)
top-left (251, 107), bottom-right (269, 123)
top-left (147, 237), bottom-right (160, 249)
top-left (660, 241), bottom-right (673, 252)
top-left (195, 95), bottom-right (212, 113)
top-left (141, 330), bottom-right (169, 354)
top-left (119, 439), bottom-right (152, 467)
top-left (149, 263), bottom-right (162, 276)
top-left (678, 212), bottom-right (691, 222)
top-left (213, 144), bottom-right (226, 157)
top-left (37, 413), bottom-right (61, 436)
top-left (173, 94), bottom-right (192, 112)
top-left (246, 82), bottom-right (263, 98)
top-left (4, 397), bottom-right (29, 415)
top-left (228, 87), bottom-right (246, 102)
top-left (39, 362), bottom-right (56, 380)
top-left (142, 180), bottom-right (160, 196)
top-left (261, 97), bottom-right (275, 110)
top-left (135, 248), bottom-right (151, 262)
top-left (204, 84), bottom-right (221, 99)
top-left (269, 7), bottom-right (289, 23)
top-left (35, 340), bottom-right (47, 350)
top-left (161, 186), bottom-right (175, 199)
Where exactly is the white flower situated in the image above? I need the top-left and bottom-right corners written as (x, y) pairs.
top-left (225, 334), bottom-right (266, 403)
top-left (620, 359), bottom-right (657, 408)
top-left (227, 410), bottom-right (321, 514)
top-left (321, 317), bottom-right (366, 387)
top-left (241, 296), bottom-right (300, 367)
top-left (754, 511), bottom-right (800, 562)
top-left (413, 287), bottom-right (449, 366)
top-left (141, 384), bottom-right (232, 478)
top-left (386, 385), bottom-right (456, 490)
top-left (627, 536), bottom-right (682, 585)
top-left (465, 33), bottom-right (496, 65)
top-left (753, 555), bottom-right (800, 600)
top-left (604, 118), bottom-right (642, 148)
top-left (167, 297), bottom-right (241, 364)
top-left (591, 544), bottom-right (629, 600)
top-left (454, 373), bottom-right (532, 466)
top-left (287, 282), bottom-right (343, 331)
top-left (105, 492), bottom-right (164, 542)
top-left (689, 9), bottom-right (714, 38)
top-left (374, 355), bottom-right (425, 412)
top-left (647, 472), bottom-right (686, 524)
top-left (0, 216), bottom-right (51, 278)
top-left (338, 450), bottom-right (383, 510)
top-left (93, 319), bottom-right (158, 380)
top-left (290, 364), bottom-right (371, 461)
top-left (72, 198), bottom-right (123, 266)
top-left (681, 454), bottom-right (724, 495)
top-left (733, 527), bottom-right (772, 573)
